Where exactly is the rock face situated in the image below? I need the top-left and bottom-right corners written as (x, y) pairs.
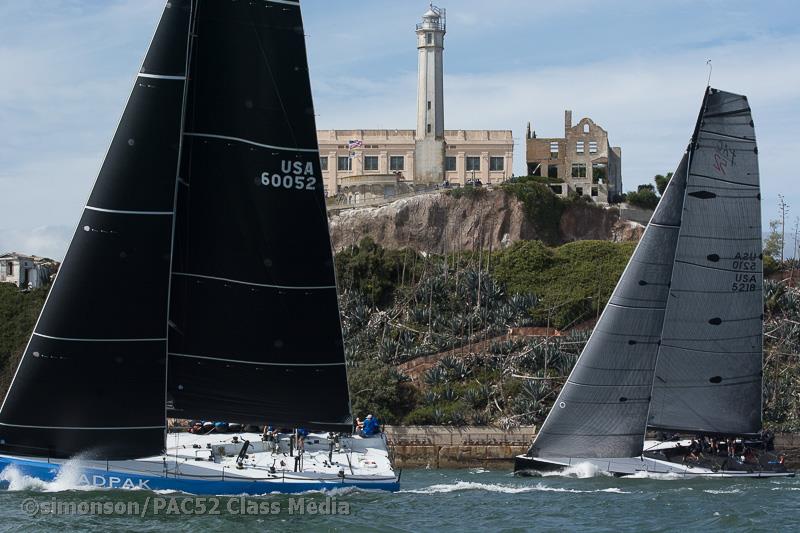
top-left (329, 189), bottom-right (644, 252)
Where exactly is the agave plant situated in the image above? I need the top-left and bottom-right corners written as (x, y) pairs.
top-left (423, 366), bottom-right (448, 387)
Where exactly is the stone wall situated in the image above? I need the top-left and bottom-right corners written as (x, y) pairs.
top-left (382, 427), bottom-right (800, 470)
top-left (384, 425), bottom-right (536, 469)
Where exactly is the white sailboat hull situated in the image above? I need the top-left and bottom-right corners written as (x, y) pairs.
top-left (0, 432), bottom-right (400, 494)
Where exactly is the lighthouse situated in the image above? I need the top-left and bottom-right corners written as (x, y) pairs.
top-left (414, 4), bottom-right (446, 184)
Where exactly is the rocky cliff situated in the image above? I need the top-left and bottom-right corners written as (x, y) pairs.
top-left (329, 189), bottom-right (644, 252)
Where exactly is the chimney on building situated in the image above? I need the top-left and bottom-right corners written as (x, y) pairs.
top-left (565, 110), bottom-right (572, 130)
top-left (526, 121), bottom-right (531, 140)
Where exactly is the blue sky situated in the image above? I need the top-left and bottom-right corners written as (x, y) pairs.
top-left (1, 0), bottom-right (798, 260)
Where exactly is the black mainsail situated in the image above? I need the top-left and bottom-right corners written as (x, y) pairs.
top-left (165, 0), bottom-right (351, 431)
top-left (530, 88), bottom-right (762, 460)
top-left (0, 0), bottom-right (350, 460)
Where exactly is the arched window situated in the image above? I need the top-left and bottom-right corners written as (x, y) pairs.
top-left (583, 123), bottom-right (590, 134)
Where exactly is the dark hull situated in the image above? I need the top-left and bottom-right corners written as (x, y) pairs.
top-left (513, 455), bottom-right (564, 476)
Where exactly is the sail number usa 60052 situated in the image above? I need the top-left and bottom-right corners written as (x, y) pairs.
top-left (261, 160), bottom-right (318, 190)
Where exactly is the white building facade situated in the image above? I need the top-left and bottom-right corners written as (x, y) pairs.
top-left (0, 253), bottom-right (56, 289)
top-left (319, 5), bottom-right (514, 197)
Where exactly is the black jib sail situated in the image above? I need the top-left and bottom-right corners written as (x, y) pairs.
top-left (165, 0), bottom-right (351, 432)
top-left (529, 154), bottom-right (689, 459)
top-left (648, 89), bottom-right (762, 435)
top-left (0, 0), bottom-right (192, 459)
top-left (0, 0), bottom-right (352, 460)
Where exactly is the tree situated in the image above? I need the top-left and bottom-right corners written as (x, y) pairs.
top-left (625, 185), bottom-right (659, 209)
top-left (654, 172), bottom-right (673, 196)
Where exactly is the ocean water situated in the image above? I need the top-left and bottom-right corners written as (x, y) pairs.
top-left (1, 464), bottom-right (798, 532)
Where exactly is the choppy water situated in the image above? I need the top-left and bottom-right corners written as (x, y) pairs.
top-left (1, 463), bottom-right (798, 532)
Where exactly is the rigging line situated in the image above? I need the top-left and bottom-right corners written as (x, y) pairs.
top-left (169, 352), bottom-right (346, 367)
top-left (689, 172), bottom-right (759, 188)
top-left (249, 9), bottom-right (297, 146)
top-left (85, 205), bottom-right (173, 216)
top-left (172, 271), bottom-right (335, 290)
top-left (182, 132), bottom-right (318, 153)
top-left (32, 332), bottom-right (166, 343)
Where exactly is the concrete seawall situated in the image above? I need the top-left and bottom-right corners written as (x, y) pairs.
top-left (383, 427), bottom-right (800, 470)
top-left (384, 425), bottom-right (536, 469)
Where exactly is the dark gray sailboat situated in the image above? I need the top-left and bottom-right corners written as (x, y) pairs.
top-left (0, 0), bottom-right (398, 493)
top-left (515, 88), bottom-right (793, 477)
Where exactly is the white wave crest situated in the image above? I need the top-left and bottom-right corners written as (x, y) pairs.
top-left (538, 462), bottom-right (612, 479)
top-left (403, 481), bottom-right (630, 495)
top-left (703, 488), bottom-right (742, 494)
top-left (0, 458), bottom-right (96, 492)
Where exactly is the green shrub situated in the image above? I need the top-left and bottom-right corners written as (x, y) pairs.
top-left (502, 182), bottom-right (565, 244)
top-left (493, 240), bottom-right (635, 328)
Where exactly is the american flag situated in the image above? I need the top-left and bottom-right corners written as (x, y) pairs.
top-left (347, 139), bottom-right (363, 149)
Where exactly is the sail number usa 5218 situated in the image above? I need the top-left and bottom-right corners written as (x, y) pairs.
top-left (261, 160), bottom-right (317, 191)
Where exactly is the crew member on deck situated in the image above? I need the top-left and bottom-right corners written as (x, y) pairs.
top-left (360, 414), bottom-right (379, 437)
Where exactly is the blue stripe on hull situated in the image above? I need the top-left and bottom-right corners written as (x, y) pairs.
top-left (0, 456), bottom-right (399, 494)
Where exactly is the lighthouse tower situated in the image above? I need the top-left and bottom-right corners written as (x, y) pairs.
top-left (414, 4), bottom-right (446, 184)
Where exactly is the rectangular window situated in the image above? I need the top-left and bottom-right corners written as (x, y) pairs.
top-left (337, 156), bottom-right (351, 171)
top-left (320, 156), bottom-right (328, 171)
top-left (571, 163), bottom-right (587, 178)
top-left (389, 155), bottom-right (405, 171)
top-left (426, 32), bottom-right (433, 44)
top-left (576, 186), bottom-right (584, 196)
top-left (591, 186), bottom-right (598, 197)
top-left (548, 164), bottom-right (558, 179)
top-left (576, 141), bottom-right (584, 154)
top-left (364, 155), bottom-right (379, 171)
top-left (466, 156), bottom-right (481, 171)
top-left (550, 185), bottom-right (563, 195)
top-left (592, 163), bottom-right (607, 184)
top-left (489, 156), bottom-right (504, 171)
top-left (427, 124), bottom-right (432, 134)
top-left (528, 162), bottom-right (542, 176)
top-left (589, 141), bottom-right (598, 154)
top-left (550, 141), bottom-right (559, 159)
top-left (6, 262), bottom-right (12, 276)
top-left (446, 156), bottom-right (457, 171)
top-left (427, 101), bottom-right (431, 110)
